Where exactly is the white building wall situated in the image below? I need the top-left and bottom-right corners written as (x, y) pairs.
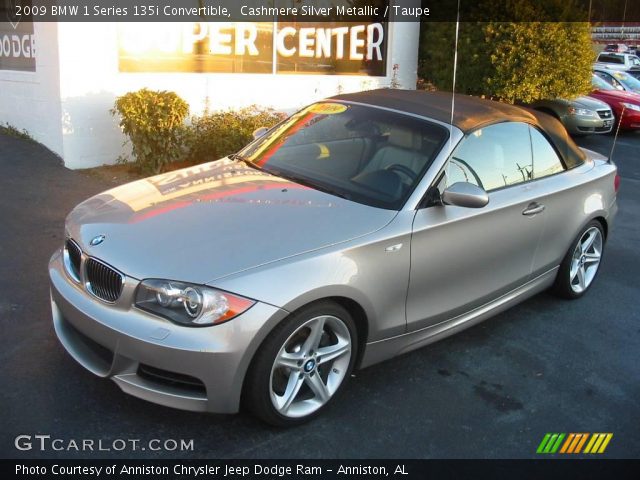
top-left (0, 22), bottom-right (63, 157)
top-left (2, 18), bottom-right (420, 169)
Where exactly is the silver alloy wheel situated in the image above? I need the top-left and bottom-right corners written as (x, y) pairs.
top-left (570, 226), bottom-right (603, 294)
top-left (269, 315), bottom-right (352, 418)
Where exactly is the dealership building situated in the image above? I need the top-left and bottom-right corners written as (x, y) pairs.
top-left (0, 8), bottom-right (420, 169)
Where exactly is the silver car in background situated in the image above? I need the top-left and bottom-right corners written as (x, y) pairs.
top-left (595, 52), bottom-right (640, 79)
top-left (50, 90), bottom-right (618, 426)
top-left (594, 68), bottom-right (640, 94)
top-left (531, 96), bottom-right (614, 135)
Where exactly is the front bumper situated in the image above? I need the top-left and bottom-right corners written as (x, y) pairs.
top-left (49, 249), bottom-right (288, 414)
top-left (619, 109), bottom-right (640, 130)
top-left (563, 114), bottom-right (613, 135)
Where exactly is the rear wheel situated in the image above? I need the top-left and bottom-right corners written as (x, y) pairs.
top-left (244, 301), bottom-right (357, 426)
top-left (552, 221), bottom-right (605, 299)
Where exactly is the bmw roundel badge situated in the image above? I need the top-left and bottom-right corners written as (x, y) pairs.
top-left (90, 234), bottom-right (106, 246)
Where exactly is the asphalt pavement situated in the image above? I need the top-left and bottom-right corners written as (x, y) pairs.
top-left (1, 131), bottom-right (639, 459)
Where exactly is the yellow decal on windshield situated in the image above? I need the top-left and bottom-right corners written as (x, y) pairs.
top-left (316, 143), bottom-right (330, 159)
top-left (309, 103), bottom-right (347, 115)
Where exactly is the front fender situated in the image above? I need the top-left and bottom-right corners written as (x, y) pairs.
top-left (211, 232), bottom-right (412, 343)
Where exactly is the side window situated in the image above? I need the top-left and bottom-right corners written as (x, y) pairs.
top-left (443, 157), bottom-right (483, 187)
top-left (597, 71), bottom-right (624, 89)
top-left (595, 71), bottom-right (612, 84)
top-left (530, 127), bottom-right (565, 179)
top-left (443, 122), bottom-right (533, 192)
top-left (600, 54), bottom-right (623, 64)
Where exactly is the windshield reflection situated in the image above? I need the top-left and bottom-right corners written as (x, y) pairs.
top-left (239, 102), bottom-right (448, 210)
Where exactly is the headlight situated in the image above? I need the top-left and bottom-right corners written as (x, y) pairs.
top-left (135, 279), bottom-right (255, 326)
top-left (621, 102), bottom-right (640, 112)
top-left (568, 107), bottom-right (597, 116)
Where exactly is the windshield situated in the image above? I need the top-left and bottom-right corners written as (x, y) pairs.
top-left (611, 70), bottom-right (640, 90)
top-left (598, 53), bottom-right (624, 64)
top-left (592, 74), bottom-right (615, 91)
top-left (239, 102), bottom-right (448, 210)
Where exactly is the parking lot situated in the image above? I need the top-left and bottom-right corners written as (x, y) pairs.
top-left (1, 130), bottom-right (639, 459)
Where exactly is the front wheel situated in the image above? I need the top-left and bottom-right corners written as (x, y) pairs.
top-left (244, 301), bottom-right (357, 426)
top-left (552, 221), bottom-right (605, 299)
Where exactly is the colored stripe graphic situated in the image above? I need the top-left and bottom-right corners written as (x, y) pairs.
top-left (567, 433), bottom-right (583, 453)
top-left (584, 433), bottom-right (613, 454)
top-left (537, 433), bottom-right (565, 454)
top-left (598, 434), bottom-right (613, 453)
top-left (538, 433), bottom-right (613, 454)
top-left (537, 434), bottom-right (552, 453)
top-left (566, 433), bottom-right (588, 453)
top-left (549, 433), bottom-right (565, 453)
top-left (584, 434), bottom-right (598, 453)
top-left (574, 433), bottom-right (589, 453)
top-left (559, 433), bottom-right (575, 453)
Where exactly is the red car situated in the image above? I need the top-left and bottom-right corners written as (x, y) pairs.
top-left (604, 43), bottom-right (630, 53)
top-left (590, 74), bottom-right (640, 130)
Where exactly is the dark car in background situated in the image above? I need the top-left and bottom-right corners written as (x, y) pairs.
top-left (603, 43), bottom-right (630, 53)
top-left (604, 43), bottom-right (629, 52)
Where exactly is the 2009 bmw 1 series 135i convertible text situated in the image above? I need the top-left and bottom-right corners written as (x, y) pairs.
top-left (49, 90), bottom-right (619, 426)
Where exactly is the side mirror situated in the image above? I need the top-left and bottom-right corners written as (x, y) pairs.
top-left (615, 84), bottom-right (624, 91)
top-left (252, 126), bottom-right (269, 140)
top-left (441, 182), bottom-right (489, 208)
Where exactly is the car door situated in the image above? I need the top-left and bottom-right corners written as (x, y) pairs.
top-left (526, 126), bottom-right (584, 277)
top-left (406, 122), bottom-right (546, 332)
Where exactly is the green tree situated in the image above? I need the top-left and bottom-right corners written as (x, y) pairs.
top-left (486, 22), bottom-right (594, 103)
top-left (418, 1), bottom-right (594, 103)
top-left (186, 106), bottom-right (286, 162)
top-left (111, 89), bottom-right (189, 173)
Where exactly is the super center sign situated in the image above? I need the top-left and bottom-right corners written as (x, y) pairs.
top-left (118, 22), bottom-right (387, 76)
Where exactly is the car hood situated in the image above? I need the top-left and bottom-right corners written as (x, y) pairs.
top-left (529, 96), bottom-right (609, 111)
top-left (591, 88), bottom-right (640, 103)
top-left (571, 95), bottom-right (610, 110)
top-left (66, 158), bottom-right (397, 284)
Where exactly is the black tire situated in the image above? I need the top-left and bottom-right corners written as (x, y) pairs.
top-left (551, 220), bottom-right (605, 299)
top-left (243, 301), bottom-right (358, 427)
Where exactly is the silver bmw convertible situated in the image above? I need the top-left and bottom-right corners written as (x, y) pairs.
top-left (49, 90), bottom-right (618, 426)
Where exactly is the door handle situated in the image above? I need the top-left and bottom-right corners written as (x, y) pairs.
top-left (522, 202), bottom-right (545, 216)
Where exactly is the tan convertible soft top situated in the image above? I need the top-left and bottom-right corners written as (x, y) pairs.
top-left (331, 89), bottom-right (587, 170)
